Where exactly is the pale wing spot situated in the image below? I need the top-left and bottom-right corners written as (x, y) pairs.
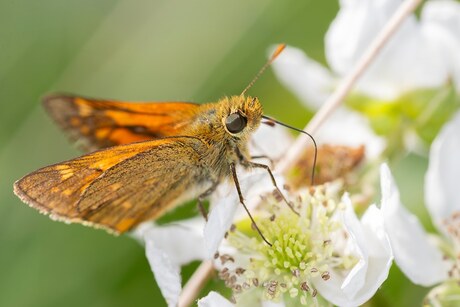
top-left (57, 166), bottom-right (75, 181)
top-left (116, 218), bottom-right (136, 232)
top-left (62, 189), bottom-right (73, 196)
top-left (89, 153), bottom-right (137, 170)
top-left (76, 99), bottom-right (93, 116)
top-left (55, 165), bottom-right (70, 171)
top-left (60, 172), bottom-right (73, 181)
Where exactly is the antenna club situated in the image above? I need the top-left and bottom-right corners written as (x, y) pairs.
top-left (271, 44), bottom-right (286, 61)
top-left (240, 43), bottom-right (287, 96)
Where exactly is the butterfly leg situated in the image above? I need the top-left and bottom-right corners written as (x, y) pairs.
top-left (230, 163), bottom-right (272, 247)
top-left (242, 160), bottom-right (300, 216)
top-left (250, 155), bottom-right (274, 167)
top-left (197, 181), bottom-right (219, 221)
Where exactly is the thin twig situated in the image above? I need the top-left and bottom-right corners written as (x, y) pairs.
top-left (276, 0), bottom-right (422, 173)
top-left (178, 0), bottom-right (422, 305)
top-left (178, 260), bottom-right (215, 307)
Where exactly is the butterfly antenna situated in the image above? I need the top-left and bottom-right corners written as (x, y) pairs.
top-left (241, 44), bottom-right (286, 96)
top-left (262, 115), bottom-right (317, 186)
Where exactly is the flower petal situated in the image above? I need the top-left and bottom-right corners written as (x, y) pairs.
top-left (204, 182), bottom-right (239, 258)
top-left (261, 300), bottom-right (286, 307)
top-left (144, 218), bottom-right (206, 264)
top-left (357, 205), bottom-right (393, 300)
top-left (145, 243), bottom-right (181, 307)
top-left (326, 0), bottom-right (455, 99)
top-left (143, 219), bottom-right (207, 306)
top-left (314, 196), bottom-right (392, 306)
top-left (421, 0), bottom-right (460, 92)
top-left (380, 163), bottom-right (447, 286)
top-left (198, 291), bottom-right (234, 307)
top-left (326, 0), bottom-right (402, 77)
top-left (250, 124), bottom-right (293, 161)
top-left (270, 45), bottom-right (336, 109)
top-left (422, 0), bottom-right (460, 39)
top-left (425, 110), bottom-right (460, 231)
top-left (340, 194), bottom-right (368, 299)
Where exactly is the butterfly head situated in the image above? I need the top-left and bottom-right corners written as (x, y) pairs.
top-left (221, 95), bottom-right (262, 138)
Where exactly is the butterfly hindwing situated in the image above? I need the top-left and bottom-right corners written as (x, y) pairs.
top-left (14, 137), bottom-right (209, 233)
top-left (43, 94), bottom-right (200, 151)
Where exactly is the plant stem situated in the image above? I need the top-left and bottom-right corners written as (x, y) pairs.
top-left (178, 0), bottom-right (422, 305)
top-left (178, 260), bottom-right (215, 307)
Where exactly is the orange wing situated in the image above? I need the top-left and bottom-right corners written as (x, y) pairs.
top-left (13, 137), bottom-right (208, 234)
top-left (43, 94), bottom-right (200, 151)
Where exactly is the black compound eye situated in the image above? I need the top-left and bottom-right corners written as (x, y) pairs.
top-left (225, 112), bottom-right (247, 133)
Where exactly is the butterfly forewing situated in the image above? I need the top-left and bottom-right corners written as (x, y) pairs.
top-left (14, 137), bottom-right (209, 233)
top-left (43, 94), bottom-right (200, 151)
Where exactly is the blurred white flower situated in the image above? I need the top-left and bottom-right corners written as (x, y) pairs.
top-left (209, 178), bottom-right (392, 306)
top-left (425, 111), bottom-right (460, 234)
top-left (380, 110), bottom-right (460, 286)
top-left (271, 0), bottom-right (460, 157)
top-left (327, 0), bottom-right (460, 98)
top-left (273, 0), bottom-right (460, 103)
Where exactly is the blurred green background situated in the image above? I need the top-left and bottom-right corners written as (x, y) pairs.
top-left (0, 0), bottom-right (433, 306)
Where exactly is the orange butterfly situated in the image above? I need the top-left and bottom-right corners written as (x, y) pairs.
top-left (14, 45), bottom-right (300, 245)
top-left (16, 94), bottom-right (266, 234)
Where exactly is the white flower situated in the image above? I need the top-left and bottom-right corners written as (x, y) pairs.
top-left (209, 177), bottom-right (392, 306)
top-left (380, 110), bottom-right (460, 286)
top-left (326, 0), bottom-right (460, 98)
top-left (271, 0), bottom-right (460, 157)
top-left (273, 0), bottom-right (460, 104)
